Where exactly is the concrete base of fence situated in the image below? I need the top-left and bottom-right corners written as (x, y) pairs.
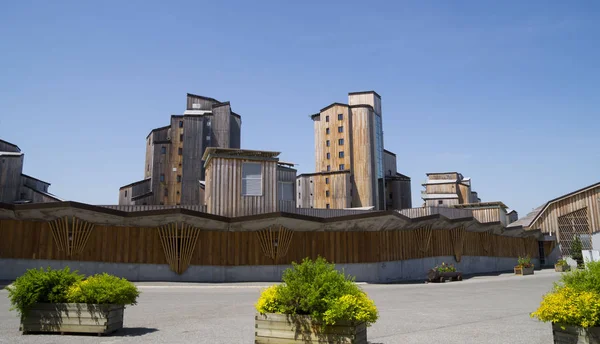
top-left (0, 256), bottom-right (540, 283)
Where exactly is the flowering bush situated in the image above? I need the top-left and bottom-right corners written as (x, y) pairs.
top-left (555, 259), bottom-right (569, 267)
top-left (517, 256), bottom-right (533, 268)
top-left (433, 262), bottom-right (456, 273)
top-left (255, 257), bottom-right (378, 326)
top-left (67, 273), bottom-right (139, 306)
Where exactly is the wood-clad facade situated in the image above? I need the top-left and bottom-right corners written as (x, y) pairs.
top-left (422, 172), bottom-right (479, 207)
top-left (119, 94), bottom-right (242, 206)
top-left (453, 202), bottom-right (510, 226)
top-left (296, 171), bottom-right (351, 209)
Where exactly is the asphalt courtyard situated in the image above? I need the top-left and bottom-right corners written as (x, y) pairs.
top-left (0, 269), bottom-right (560, 344)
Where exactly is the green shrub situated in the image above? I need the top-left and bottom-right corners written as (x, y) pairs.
top-left (555, 259), bottom-right (569, 267)
top-left (67, 273), bottom-right (140, 305)
top-left (255, 257), bottom-right (378, 326)
top-left (433, 262), bottom-right (456, 273)
top-left (517, 256), bottom-right (533, 268)
top-left (559, 261), bottom-right (600, 294)
top-left (5, 267), bottom-right (83, 316)
top-left (570, 236), bottom-right (584, 267)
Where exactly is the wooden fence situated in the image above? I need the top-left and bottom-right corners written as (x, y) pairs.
top-left (0, 219), bottom-right (540, 274)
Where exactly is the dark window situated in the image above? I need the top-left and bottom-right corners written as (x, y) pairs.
top-left (325, 177), bottom-right (329, 184)
top-left (338, 126), bottom-right (343, 133)
top-left (298, 193), bottom-right (301, 198)
top-left (164, 188), bottom-right (168, 196)
top-left (326, 140), bottom-right (330, 147)
top-left (338, 114), bottom-right (343, 120)
top-left (326, 204), bottom-right (330, 209)
top-left (326, 190), bottom-right (330, 197)
top-left (326, 153), bottom-right (330, 159)
top-left (326, 128), bottom-right (330, 135)
top-left (177, 175), bottom-right (182, 183)
top-left (178, 147), bottom-right (183, 155)
top-left (179, 121), bottom-right (183, 128)
top-left (20, 193), bottom-right (25, 199)
top-left (180, 134), bottom-right (184, 141)
top-left (161, 146), bottom-right (166, 154)
top-left (338, 139), bottom-right (344, 145)
top-left (438, 200), bottom-right (443, 205)
top-left (143, 202), bottom-right (147, 205)
top-left (326, 115), bottom-right (329, 122)
top-left (147, 164), bottom-right (150, 172)
top-left (327, 165), bottom-right (331, 171)
top-left (389, 193), bottom-right (393, 199)
top-left (160, 202), bottom-right (164, 205)
top-left (124, 190), bottom-right (128, 197)
top-left (160, 174), bottom-right (165, 182)
top-left (148, 140), bottom-right (150, 146)
top-left (177, 190), bottom-right (180, 195)
top-left (339, 151), bottom-right (344, 158)
top-left (339, 164), bottom-right (345, 170)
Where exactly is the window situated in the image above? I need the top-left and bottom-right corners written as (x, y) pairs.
top-left (339, 164), bottom-right (345, 170)
top-left (326, 140), bottom-right (330, 147)
top-left (177, 190), bottom-right (180, 195)
top-left (279, 182), bottom-right (294, 201)
top-left (298, 180), bottom-right (301, 185)
top-left (148, 139), bottom-right (150, 146)
top-left (338, 114), bottom-right (343, 120)
top-left (326, 153), bottom-right (330, 159)
top-left (338, 139), bottom-right (344, 145)
top-left (327, 165), bottom-right (331, 171)
top-left (177, 175), bottom-right (182, 183)
top-left (180, 134), bottom-right (184, 142)
top-left (326, 204), bottom-right (330, 209)
top-left (160, 174), bottom-right (165, 182)
top-left (160, 202), bottom-right (164, 205)
top-left (326, 190), bottom-right (330, 197)
top-left (326, 128), bottom-right (330, 135)
top-left (325, 177), bottom-right (329, 184)
top-left (179, 121), bottom-right (183, 128)
top-left (20, 192), bottom-right (25, 199)
top-left (298, 192), bottom-right (301, 198)
top-left (242, 163), bottom-right (262, 196)
top-left (161, 146), bottom-right (166, 154)
top-left (147, 164), bottom-right (150, 172)
top-left (325, 115), bottom-right (329, 122)
top-left (389, 193), bottom-right (393, 200)
top-left (178, 147), bottom-right (183, 155)
top-left (338, 126), bottom-right (343, 133)
top-left (207, 120), bottom-right (211, 127)
top-left (164, 188), bottom-right (168, 196)
top-left (438, 200), bottom-right (443, 205)
top-left (339, 151), bottom-right (344, 158)
top-left (124, 190), bottom-right (128, 197)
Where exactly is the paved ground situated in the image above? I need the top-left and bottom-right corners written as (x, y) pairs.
top-left (0, 270), bottom-right (560, 343)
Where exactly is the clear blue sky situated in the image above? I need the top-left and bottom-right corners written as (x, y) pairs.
top-left (1, 1), bottom-right (599, 216)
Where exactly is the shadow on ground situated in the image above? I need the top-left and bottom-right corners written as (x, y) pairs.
top-left (113, 327), bottom-right (159, 337)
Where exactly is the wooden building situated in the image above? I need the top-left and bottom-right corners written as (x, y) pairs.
top-left (296, 171), bottom-right (351, 209)
top-left (0, 139), bottom-right (61, 204)
top-left (508, 182), bottom-right (600, 256)
top-left (453, 202), bottom-right (510, 226)
top-left (203, 148), bottom-right (297, 217)
top-left (383, 150), bottom-right (412, 210)
top-left (422, 172), bottom-right (481, 207)
top-left (119, 94), bottom-right (242, 206)
top-left (301, 91), bottom-right (411, 210)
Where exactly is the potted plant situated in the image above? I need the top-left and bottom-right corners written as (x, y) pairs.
top-left (6, 267), bottom-right (140, 336)
top-left (531, 261), bottom-right (600, 343)
top-left (255, 257), bottom-right (378, 343)
top-left (427, 262), bottom-right (462, 283)
top-left (514, 256), bottom-right (534, 275)
top-left (555, 259), bottom-right (571, 272)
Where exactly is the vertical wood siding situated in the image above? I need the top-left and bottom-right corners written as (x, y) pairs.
top-left (530, 187), bottom-right (600, 234)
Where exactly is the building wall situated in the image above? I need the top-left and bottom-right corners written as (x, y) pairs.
top-left (296, 175), bottom-right (314, 208)
top-left (426, 198), bottom-right (459, 207)
top-left (181, 116), bottom-right (206, 204)
top-left (425, 183), bottom-right (458, 194)
top-left (350, 106), bottom-right (375, 208)
top-left (296, 172), bottom-right (350, 209)
top-left (0, 156), bottom-right (24, 203)
top-left (230, 115), bottom-right (242, 149)
top-left (383, 151), bottom-right (397, 177)
top-left (428, 173), bottom-right (460, 180)
top-left (205, 157), bottom-right (278, 217)
top-left (277, 166), bottom-right (296, 212)
top-left (0, 141), bottom-right (20, 153)
top-left (212, 103), bottom-right (231, 148)
top-left (315, 105), bottom-right (351, 173)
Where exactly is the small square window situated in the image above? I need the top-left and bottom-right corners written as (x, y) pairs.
top-left (326, 204), bottom-right (330, 209)
top-left (389, 193), bottom-right (393, 199)
top-left (338, 139), bottom-right (344, 145)
top-left (160, 174), bottom-right (165, 182)
top-left (338, 114), bottom-right (343, 120)
top-left (339, 151), bottom-right (344, 158)
top-left (325, 177), bottom-right (329, 184)
top-left (178, 147), bottom-right (183, 155)
top-left (438, 200), bottom-right (444, 205)
top-left (326, 128), bottom-right (330, 135)
top-left (124, 190), bottom-right (128, 197)
top-left (177, 175), bottom-right (182, 183)
top-left (161, 146), bottom-right (166, 154)
top-left (339, 164), bottom-right (345, 170)
top-left (180, 134), bottom-right (184, 142)
top-left (326, 153), bottom-right (330, 159)
top-left (327, 165), bottom-right (331, 171)
top-left (177, 190), bottom-right (180, 195)
top-left (326, 190), bottom-right (330, 197)
top-left (325, 115), bottom-right (329, 122)
top-left (326, 140), bottom-right (330, 147)
top-left (179, 121), bottom-right (184, 128)
top-left (147, 164), bottom-right (150, 172)
top-left (298, 192), bottom-right (301, 197)
top-left (338, 126), bottom-right (343, 133)
top-left (164, 188), bottom-right (169, 196)
top-left (206, 135), bottom-right (211, 141)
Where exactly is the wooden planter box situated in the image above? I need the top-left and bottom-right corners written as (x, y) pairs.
top-left (514, 266), bottom-right (534, 276)
top-left (20, 303), bottom-right (124, 336)
top-left (552, 324), bottom-right (600, 344)
top-left (255, 313), bottom-right (367, 344)
top-left (555, 264), bottom-right (570, 272)
top-left (427, 270), bottom-right (463, 283)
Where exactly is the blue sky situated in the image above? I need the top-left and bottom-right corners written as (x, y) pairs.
top-left (1, 1), bottom-right (598, 216)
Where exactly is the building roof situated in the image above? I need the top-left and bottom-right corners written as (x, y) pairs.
top-left (186, 93), bottom-right (220, 104)
top-left (422, 179), bottom-right (458, 185)
top-left (23, 185), bottom-right (63, 202)
top-left (202, 148), bottom-right (280, 163)
top-left (0, 139), bottom-right (20, 152)
top-left (452, 201), bottom-right (508, 209)
top-left (383, 149), bottom-right (396, 156)
top-left (0, 151), bottom-right (23, 157)
top-left (426, 172), bottom-right (460, 176)
top-left (319, 102), bottom-right (350, 113)
top-left (507, 204), bottom-right (546, 228)
top-left (348, 90), bottom-right (381, 99)
top-left (297, 170), bottom-right (351, 178)
top-left (21, 174), bottom-right (51, 186)
top-left (119, 178), bottom-right (151, 190)
top-left (422, 194), bottom-right (459, 200)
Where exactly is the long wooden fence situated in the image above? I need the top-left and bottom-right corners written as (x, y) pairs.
top-left (0, 219), bottom-right (540, 274)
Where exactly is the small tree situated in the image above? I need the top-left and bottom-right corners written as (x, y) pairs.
top-left (570, 236), bottom-right (584, 267)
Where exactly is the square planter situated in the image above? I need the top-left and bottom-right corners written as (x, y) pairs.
top-left (427, 270), bottom-right (463, 283)
top-left (20, 303), bottom-right (124, 336)
top-left (555, 264), bottom-right (570, 272)
top-left (255, 313), bottom-right (367, 344)
top-left (552, 324), bottom-right (600, 344)
top-left (514, 266), bottom-right (534, 276)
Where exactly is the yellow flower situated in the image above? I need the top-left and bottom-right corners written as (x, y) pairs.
top-left (531, 287), bottom-right (600, 328)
